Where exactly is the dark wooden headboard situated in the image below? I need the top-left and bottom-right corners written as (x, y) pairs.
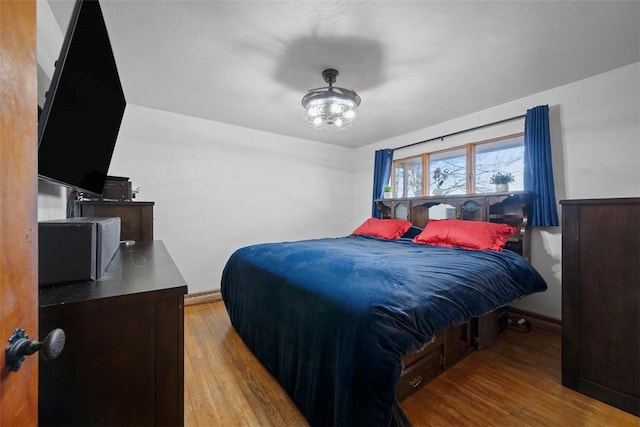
top-left (376, 191), bottom-right (532, 259)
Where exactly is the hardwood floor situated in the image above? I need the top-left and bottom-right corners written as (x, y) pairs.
top-left (185, 301), bottom-right (639, 426)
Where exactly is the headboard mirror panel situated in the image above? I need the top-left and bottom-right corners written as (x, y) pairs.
top-left (376, 191), bottom-right (532, 259)
top-left (428, 204), bottom-right (456, 220)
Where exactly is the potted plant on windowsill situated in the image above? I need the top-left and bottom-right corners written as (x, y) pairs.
top-left (383, 185), bottom-right (393, 198)
top-left (490, 172), bottom-right (514, 192)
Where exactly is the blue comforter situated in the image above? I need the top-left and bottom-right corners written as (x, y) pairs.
top-left (221, 235), bottom-right (547, 426)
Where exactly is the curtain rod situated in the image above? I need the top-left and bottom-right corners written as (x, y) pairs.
top-left (393, 113), bottom-right (526, 151)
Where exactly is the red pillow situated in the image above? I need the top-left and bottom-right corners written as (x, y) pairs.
top-left (352, 218), bottom-right (413, 240)
top-left (412, 219), bottom-right (516, 251)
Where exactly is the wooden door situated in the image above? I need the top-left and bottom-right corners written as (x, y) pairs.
top-left (0, 1), bottom-right (39, 425)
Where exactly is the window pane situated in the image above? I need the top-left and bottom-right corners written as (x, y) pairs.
top-left (394, 157), bottom-right (422, 197)
top-left (474, 135), bottom-right (524, 193)
top-left (394, 166), bottom-right (404, 197)
top-left (429, 149), bottom-right (466, 195)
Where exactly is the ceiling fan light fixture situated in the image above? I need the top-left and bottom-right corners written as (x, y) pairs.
top-left (301, 69), bottom-right (361, 130)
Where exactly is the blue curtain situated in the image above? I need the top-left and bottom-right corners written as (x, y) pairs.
top-left (371, 149), bottom-right (393, 217)
top-left (524, 105), bottom-right (559, 227)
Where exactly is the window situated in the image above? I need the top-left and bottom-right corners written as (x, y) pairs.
top-left (393, 156), bottom-right (422, 197)
top-left (474, 135), bottom-right (524, 193)
top-left (391, 133), bottom-right (524, 197)
top-left (430, 148), bottom-right (466, 195)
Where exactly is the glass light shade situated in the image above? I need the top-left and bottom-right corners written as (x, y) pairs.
top-left (302, 90), bottom-right (360, 130)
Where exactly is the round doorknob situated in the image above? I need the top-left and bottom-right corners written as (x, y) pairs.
top-left (5, 328), bottom-right (66, 372)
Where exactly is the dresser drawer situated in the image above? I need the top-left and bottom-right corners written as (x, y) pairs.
top-left (396, 346), bottom-right (442, 400)
top-left (402, 332), bottom-right (443, 368)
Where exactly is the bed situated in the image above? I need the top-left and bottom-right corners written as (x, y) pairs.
top-left (221, 192), bottom-right (547, 426)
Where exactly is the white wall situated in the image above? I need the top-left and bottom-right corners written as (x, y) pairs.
top-left (353, 62), bottom-right (640, 320)
top-left (107, 106), bottom-right (353, 294)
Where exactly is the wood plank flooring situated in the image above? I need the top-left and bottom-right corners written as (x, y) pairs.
top-left (185, 301), bottom-right (639, 426)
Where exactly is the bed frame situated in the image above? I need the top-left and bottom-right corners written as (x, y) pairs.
top-left (375, 191), bottom-right (532, 400)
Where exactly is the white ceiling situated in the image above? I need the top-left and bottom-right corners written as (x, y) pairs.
top-left (47, 1), bottom-right (640, 149)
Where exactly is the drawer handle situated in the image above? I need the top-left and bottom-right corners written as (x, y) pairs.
top-left (409, 375), bottom-right (423, 388)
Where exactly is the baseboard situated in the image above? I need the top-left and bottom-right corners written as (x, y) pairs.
top-left (184, 290), bottom-right (222, 306)
top-left (507, 306), bottom-right (562, 334)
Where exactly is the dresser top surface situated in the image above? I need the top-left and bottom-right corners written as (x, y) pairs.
top-left (39, 240), bottom-right (186, 307)
top-left (560, 197), bottom-right (639, 205)
top-left (79, 200), bottom-right (155, 206)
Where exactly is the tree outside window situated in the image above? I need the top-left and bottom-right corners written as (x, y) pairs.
top-left (429, 148), bottom-right (466, 195)
top-left (394, 156), bottom-right (422, 197)
top-left (475, 135), bottom-right (524, 193)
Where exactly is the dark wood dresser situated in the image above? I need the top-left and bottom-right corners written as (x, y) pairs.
top-left (561, 198), bottom-right (639, 416)
top-left (78, 200), bottom-right (154, 241)
top-left (39, 241), bottom-right (187, 426)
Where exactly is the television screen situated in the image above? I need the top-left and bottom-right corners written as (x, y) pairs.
top-left (38, 0), bottom-right (126, 196)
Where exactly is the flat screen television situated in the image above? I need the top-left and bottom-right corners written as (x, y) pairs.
top-left (38, 0), bottom-right (126, 196)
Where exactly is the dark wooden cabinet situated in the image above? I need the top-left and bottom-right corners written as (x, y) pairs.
top-left (396, 332), bottom-right (444, 400)
top-left (561, 198), bottom-right (639, 416)
top-left (396, 309), bottom-right (503, 400)
top-left (39, 241), bottom-right (187, 426)
top-left (79, 200), bottom-right (154, 241)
